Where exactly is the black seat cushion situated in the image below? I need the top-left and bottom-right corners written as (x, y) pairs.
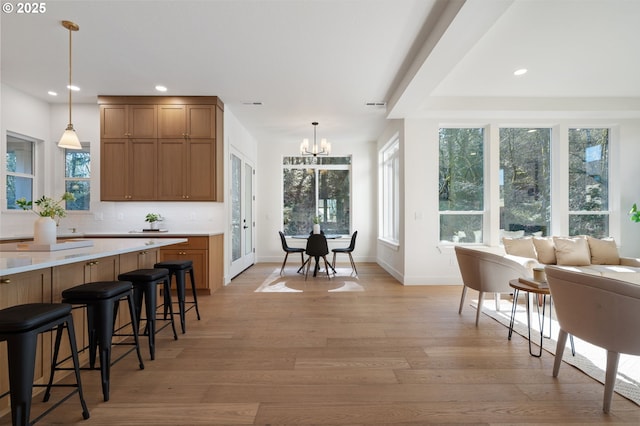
top-left (62, 281), bottom-right (132, 302)
top-left (154, 260), bottom-right (193, 270)
top-left (118, 268), bottom-right (169, 282)
top-left (0, 303), bottom-right (71, 333)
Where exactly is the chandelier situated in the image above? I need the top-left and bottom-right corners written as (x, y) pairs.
top-left (300, 122), bottom-right (331, 156)
top-left (58, 20), bottom-right (82, 150)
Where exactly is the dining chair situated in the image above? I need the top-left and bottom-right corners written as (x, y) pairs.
top-left (304, 234), bottom-right (332, 280)
top-left (331, 230), bottom-right (358, 276)
top-left (278, 231), bottom-right (305, 275)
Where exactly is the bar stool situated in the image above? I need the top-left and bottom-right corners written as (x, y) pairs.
top-left (0, 303), bottom-right (90, 425)
top-left (55, 280), bottom-right (145, 402)
top-left (117, 268), bottom-right (178, 360)
top-left (154, 260), bottom-right (201, 333)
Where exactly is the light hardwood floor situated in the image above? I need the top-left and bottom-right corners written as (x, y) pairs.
top-left (3, 262), bottom-right (639, 425)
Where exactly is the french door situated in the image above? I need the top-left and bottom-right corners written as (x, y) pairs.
top-left (229, 149), bottom-right (255, 278)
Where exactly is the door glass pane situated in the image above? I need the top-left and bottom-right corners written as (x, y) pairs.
top-left (499, 128), bottom-right (551, 236)
top-left (231, 154), bottom-right (242, 261)
top-left (244, 163), bottom-right (253, 256)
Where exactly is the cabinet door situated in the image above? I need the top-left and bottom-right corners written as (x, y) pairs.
top-left (157, 139), bottom-right (186, 200)
top-left (101, 139), bottom-right (129, 200)
top-left (187, 105), bottom-right (215, 139)
top-left (101, 105), bottom-right (128, 139)
top-left (129, 105), bottom-right (157, 138)
top-left (129, 139), bottom-right (157, 200)
top-left (186, 139), bottom-right (216, 200)
top-left (158, 105), bottom-right (186, 138)
top-left (159, 249), bottom-right (208, 291)
top-left (0, 269), bottom-right (52, 414)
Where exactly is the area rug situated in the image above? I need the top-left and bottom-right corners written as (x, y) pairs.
top-left (473, 297), bottom-right (640, 407)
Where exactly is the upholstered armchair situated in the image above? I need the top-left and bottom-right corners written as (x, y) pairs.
top-left (455, 246), bottom-right (536, 325)
top-left (545, 265), bottom-right (640, 413)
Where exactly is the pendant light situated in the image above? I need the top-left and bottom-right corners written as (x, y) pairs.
top-left (300, 122), bottom-right (330, 156)
top-left (58, 20), bottom-right (82, 149)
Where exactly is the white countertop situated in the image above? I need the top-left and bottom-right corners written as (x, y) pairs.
top-left (0, 237), bottom-right (187, 276)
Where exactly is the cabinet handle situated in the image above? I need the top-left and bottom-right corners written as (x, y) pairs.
top-left (140, 250), bottom-right (149, 255)
top-left (1, 279), bottom-right (11, 284)
top-left (86, 260), bottom-right (99, 266)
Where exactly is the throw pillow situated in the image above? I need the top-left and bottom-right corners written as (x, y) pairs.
top-left (500, 229), bottom-right (525, 239)
top-left (533, 237), bottom-right (556, 264)
top-left (502, 237), bottom-right (537, 259)
top-left (587, 236), bottom-right (620, 265)
top-left (553, 236), bottom-right (591, 266)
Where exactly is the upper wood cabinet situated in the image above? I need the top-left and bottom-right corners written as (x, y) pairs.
top-left (100, 104), bottom-right (157, 139)
top-left (98, 96), bottom-right (224, 202)
top-left (158, 105), bottom-right (215, 139)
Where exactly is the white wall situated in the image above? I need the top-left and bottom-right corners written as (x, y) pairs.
top-left (376, 115), bottom-right (640, 285)
top-left (255, 133), bottom-right (378, 264)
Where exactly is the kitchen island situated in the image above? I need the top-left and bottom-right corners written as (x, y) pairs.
top-left (0, 237), bottom-right (186, 416)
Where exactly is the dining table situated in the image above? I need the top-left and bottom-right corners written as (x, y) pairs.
top-left (292, 234), bottom-right (341, 276)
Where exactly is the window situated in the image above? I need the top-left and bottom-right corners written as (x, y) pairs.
top-left (499, 128), bottom-right (551, 237)
top-left (282, 156), bottom-right (351, 236)
top-left (65, 144), bottom-right (91, 211)
top-left (379, 135), bottom-right (399, 244)
top-left (439, 128), bottom-right (484, 243)
top-left (568, 128), bottom-right (609, 237)
top-left (6, 133), bottom-right (35, 210)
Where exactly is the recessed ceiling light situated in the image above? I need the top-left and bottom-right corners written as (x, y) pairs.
top-left (155, 85), bottom-right (168, 92)
top-left (365, 102), bottom-right (386, 107)
top-left (67, 85), bottom-right (80, 91)
top-left (513, 68), bottom-right (528, 76)
top-left (48, 91), bottom-right (58, 96)
top-left (242, 101), bottom-right (263, 105)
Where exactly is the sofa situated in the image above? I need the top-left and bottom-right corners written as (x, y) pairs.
top-left (501, 235), bottom-right (640, 283)
top-left (455, 236), bottom-right (640, 325)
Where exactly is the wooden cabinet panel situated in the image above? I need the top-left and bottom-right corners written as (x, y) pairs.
top-left (101, 139), bottom-right (157, 201)
top-left (158, 105), bottom-right (186, 138)
top-left (99, 96), bottom-right (222, 201)
top-left (158, 139), bottom-right (215, 200)
top-left (129, 139), bottom-right (157, 200)
top-left (157, 139), bottom-right (186, 200)
top-left (159, 249), bottom-right (207, 291)
top-left (101, 105), bottom-right (157, 139)
top-left (187, 139), bottom-right (216, 200)
top-left (0, 269), bottom-right (52, 415)
top-left (187, 105), bottom-right (215, 138)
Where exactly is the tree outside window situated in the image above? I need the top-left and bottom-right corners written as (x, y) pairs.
top-left (439, 128), bottom-right (484, 243)
top-left (6, 133), bottom-right (35, 210)
top-left (65, 144), bottom-right (90, 210)
top-left (499, 128), bottom-right (551, 236)
top-left (282, 156), bottom-right (350, 236)
top-left (568, 128), bottom-right (609, 237)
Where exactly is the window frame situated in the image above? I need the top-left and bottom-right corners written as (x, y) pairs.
top-left (378, 134), bottom-right (400, 246)
top-left (64, 142), bottom-right (91, 212)
top-left (282, 156), bottom-right (352, 237)
top-left (5, 131), bottom-right (37, 211)
top-left (438, 126), bottom-right (485, 244)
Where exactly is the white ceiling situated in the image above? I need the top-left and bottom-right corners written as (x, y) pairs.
top-left (2, 0), bottom-right (639, 147)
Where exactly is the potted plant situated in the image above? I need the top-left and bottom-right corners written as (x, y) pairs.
top-left (312, 215), bottom-right (321, 234)
top-left (145, 213), bottom-right (163, 230)
top-left (16, 192), bottom-right (75, 245)
top-left (630, 203), bottom-right (640, 223)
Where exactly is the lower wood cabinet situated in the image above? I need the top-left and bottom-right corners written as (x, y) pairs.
top-left (158, 235), bottom-right (223, 294)
top-left (0, 269), bottom-right (52, 415)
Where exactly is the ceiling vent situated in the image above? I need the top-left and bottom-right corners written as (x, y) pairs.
top-left (365, 102), bottom-right (386, 107)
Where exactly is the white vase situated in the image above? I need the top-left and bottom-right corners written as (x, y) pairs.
top-left (149, 221), bottom-right (159, 230)
top-left (34, 217), bottom-right (57, 245)
top-left (313, 224), bottom-right (321, 234)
